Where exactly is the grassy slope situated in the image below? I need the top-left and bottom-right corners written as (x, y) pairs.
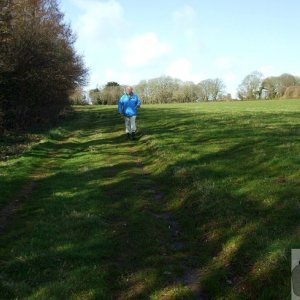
top-left (1, 100), bottom-right (300, 299)
top-left (0, 133), bottom-right (44, 209)
top-left (0, 106), bottom-right (191, 299)
top-left (139, 100), bottom-right (300, 299)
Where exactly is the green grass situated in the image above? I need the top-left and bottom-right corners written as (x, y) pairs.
top-left (1, 99), bottom-right (300, 299)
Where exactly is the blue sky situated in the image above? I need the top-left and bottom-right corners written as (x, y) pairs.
top-left (60, 0), bottom-right (300, 96)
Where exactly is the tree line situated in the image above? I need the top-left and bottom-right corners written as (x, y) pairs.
top-left (90, 77), bottom-right (230, 105)
top-left (90, 72), bottom-right (300, 105)
top-left (237, 72), bottom-right (300, 100)
top-left (0, 0), bottom-right (88, 132)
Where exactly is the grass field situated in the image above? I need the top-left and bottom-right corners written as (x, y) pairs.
top-left (1, 99), bottom-right (300, 299)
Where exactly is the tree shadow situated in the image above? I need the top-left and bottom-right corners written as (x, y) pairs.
top-left (136, 106), bottom-right (300, 298)
top-left (1, 105), bottom-right (300, 299)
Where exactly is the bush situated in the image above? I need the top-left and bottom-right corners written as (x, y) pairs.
top-left (282, 86), bottom-right (300, 99)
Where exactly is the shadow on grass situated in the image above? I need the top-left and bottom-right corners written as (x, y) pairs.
top-left (1, 104), bottom-right (300, 299)
top-left (137, 105), bottom-right (300, 298)
top-left (1, 106), bottom-right (178, 299)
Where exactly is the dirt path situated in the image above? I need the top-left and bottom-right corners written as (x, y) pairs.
top-left (129, 143), bottom-right (207, 300)
top-left (1, 129), bottom-right (207, 298)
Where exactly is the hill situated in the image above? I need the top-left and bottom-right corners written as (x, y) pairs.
top-left (1, 100), bottom-right (300, 299)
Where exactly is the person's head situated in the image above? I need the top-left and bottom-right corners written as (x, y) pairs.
top-left (126, 86), bottom-right (133, 95)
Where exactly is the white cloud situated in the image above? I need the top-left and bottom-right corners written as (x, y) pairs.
top-left (172, 5), bottom-right (203, 53)
top-left (166, 58), bottom-right (205, 83)
top-left (72, 0), bottom-right (125, 43)
top-left (123, 32), bottom-right (170, 68)
top-left (173, 5), bottom-right (197, 22)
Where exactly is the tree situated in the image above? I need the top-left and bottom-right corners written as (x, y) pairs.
top-left (137, 77), bottom-right (181, 104)
top-left (211, 78), bottom-right (226, 100)
top-left (89, 83), bottom-right (123, 105)
top-left (146, 76), bottom-right (180, 104)
top-left (135, 76), bottom-right (226, 104)
top-left (197, 79), bottom-right (211, 101)
top-left (89, 89), bottom-right (101, 105)
top-left (0, 0), bottom-right (13, 131)
top-left (134, 80), bottom-right (151, 103)
top-left (237, 71), bottom-right (263, 100)
top-left (105, 81), bottom-right (120, 87)
top-left (262, 73), bottom-right (299, 99)
top-left (277, 73), bottom-right (297, 97)
top-left (197, 78), bottom-right (225, 101)
top-left (262, 76), bottom-right (280, 99)
top-left (69, 87), bottom-right (89, 105)
top-left (173, 81), bottom-right (198, 103)
top-left (0, 0), bottom-right (88, 130)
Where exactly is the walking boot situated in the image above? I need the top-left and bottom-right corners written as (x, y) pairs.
top-left (126, 133), bottom-right (130, 140)
top-left (131, 132), bottom-right (136, 140)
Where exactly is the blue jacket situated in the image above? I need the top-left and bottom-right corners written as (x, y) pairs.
top-left (118, 92), bottom-right (141, 117)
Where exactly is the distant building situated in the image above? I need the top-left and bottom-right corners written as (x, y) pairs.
top-left (261, 88), bottom-right (269, 99)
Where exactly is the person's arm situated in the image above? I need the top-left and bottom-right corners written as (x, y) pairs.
top-left (136, 95), bottom-right (141, 108)
top-left (118, 97), bottom-right (124, 114)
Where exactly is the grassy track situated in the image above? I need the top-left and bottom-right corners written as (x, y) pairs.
top-left (1, 100), bottom-right (300, 299)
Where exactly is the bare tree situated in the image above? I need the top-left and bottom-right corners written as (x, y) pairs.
top-left (237, 71), bottom-right (263, 100)
top-left (69, 87), bottom-right (89, 105)
top-left (173, 81), bottom-right (198, 103)
top-left (197, 78), bottom-right (225, 101)
top-left (136, 76), bottom-right (182, 104)
top-left (89, 83), bottom-right (123, 105)
top-left (134, 80), bottom-right (150, 103)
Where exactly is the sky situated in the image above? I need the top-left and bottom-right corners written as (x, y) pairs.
top-left (60, 0), bottom-right (300, 96)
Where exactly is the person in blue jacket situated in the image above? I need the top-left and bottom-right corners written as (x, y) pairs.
top-left (118, 86), bottom-right (141, 140)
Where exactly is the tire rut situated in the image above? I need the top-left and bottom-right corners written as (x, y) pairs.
top-left (129, 144), bottom-right (207, 299)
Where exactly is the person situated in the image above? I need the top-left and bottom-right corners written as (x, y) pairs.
top-left (118, 86), bottom-right (141, 140)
